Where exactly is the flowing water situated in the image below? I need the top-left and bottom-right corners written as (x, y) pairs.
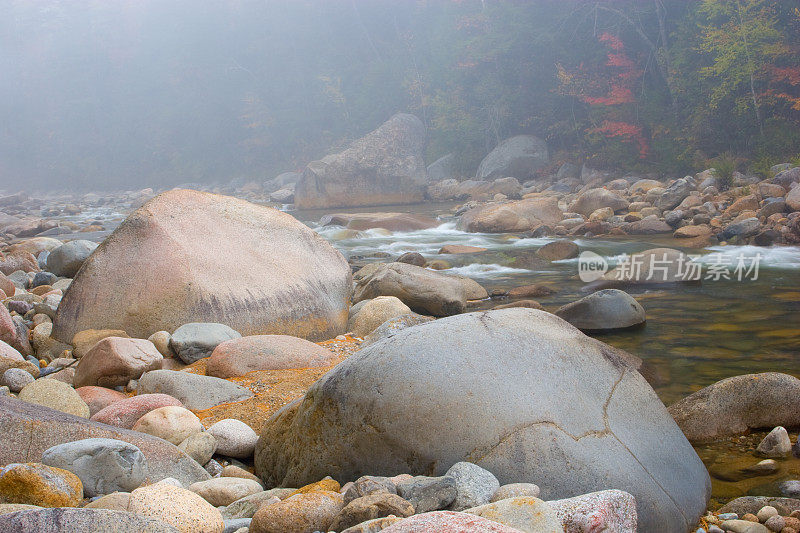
top-left (65, 200), bottom-right (800, 505)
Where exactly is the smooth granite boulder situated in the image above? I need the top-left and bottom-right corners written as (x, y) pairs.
top-left (255, 308), bottom-right (710, 532)
top-left (52, 189), bottom-right (352, 342)
top-left (0, 396), bottom-right (209, 487)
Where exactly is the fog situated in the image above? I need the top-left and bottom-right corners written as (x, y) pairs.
top-left (2, 0), bottom-right (455, 191)
top-left (2, 1), bottom-right (797, 192)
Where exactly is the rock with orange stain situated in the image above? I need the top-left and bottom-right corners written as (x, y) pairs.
top-left (287, 477), bottom-right (341, 497)
top-left (0, 463), bottom-right (83, 507)
top-left (206, 335), bottom-right (337, 379)
top-left (250, 490), bottom-right (344, 533)
top-left (463, 497), bottom-right (561, 532)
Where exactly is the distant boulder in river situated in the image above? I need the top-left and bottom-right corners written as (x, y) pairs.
top-left (52, 189), bottom-right (352, 342)
top-left (476, 135), bottom-right (549, 181)
top-left (294, 113), bottom-right (428, 209)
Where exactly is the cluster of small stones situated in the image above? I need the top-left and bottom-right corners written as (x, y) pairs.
top-left (699, 506), bottom-right (800, 533)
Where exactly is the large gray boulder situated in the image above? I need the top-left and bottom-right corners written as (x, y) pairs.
top-left (476, 135), bottom-right (549, 180)
top-left (353, 263), bottom-right (467, 317)
top-left (254, 309), bottom-right (710, 532)
top-left (555, 289), bottom-right (645, 332)
top-left (0, 395), bottom-right (209, 487)
top-left (0, 508), bottom-right (177, 532)
top-left (52, 189), bottom-right (351, 342)
top-left (668, 373), bottom-right (800, 443)
top-left (45, 240), bottom-right (98, 278)
top-left (294, 113), bottom-right (428, 209)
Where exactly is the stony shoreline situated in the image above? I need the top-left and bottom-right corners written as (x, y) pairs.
top-left (0, 150), bottom-right (799, 532)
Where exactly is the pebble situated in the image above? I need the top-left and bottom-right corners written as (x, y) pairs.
top-left (764, 515), bottom-right (785, 532)
top-left (781, 480), bottom-right (800, 497)
top-left (2, 367), bottom-right (34, 392)
top-left (249, 490), bottom-right (344, 533)
top-left (169, 323), bottom-right (241, 364)
top-left (18, 378), bottom-right (90, 417)
top-left (188, 477), bottom-right (264, 507)
top-left (222, 489), bottom-right (288, 519)
top-left (395, 475), bottom-right (457, 514)
top-left (132, 405), bottom-right (203, 445)
top-left (178, 431), bottom-right (217, 466)
top-left (207, 419), bottom-right (258, 459)
top-left (41, 438), bottom-right (147, 497)
top-left (205, 459), bottom-right (224, 478)
top-left (464, 496), bottom-right (561, 532)
top-left (756, 506), bottom-right (779, 522)
top-left (128, 482), bottom-right (225, 533)
top-left (445, 461), bottom-right (500, 511)
top-left (343, 476), bottom-right (397, 504)
top-left (329, 492), bottom-right (415, 531)
top-left (720, 519), bottom-right (770, 533)
top-left (491, 482), bottom-right (540, 502)
top-left (91, 393), bottom-right (182, 429)
top-left (756, 426), bottom-right (792, 457)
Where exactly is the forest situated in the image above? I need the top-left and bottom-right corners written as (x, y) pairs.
top-left (2, 0), bottom-right (799, 190)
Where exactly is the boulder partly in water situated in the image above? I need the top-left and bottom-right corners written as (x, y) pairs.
top-left (254, 308), bottom-right (710, 532)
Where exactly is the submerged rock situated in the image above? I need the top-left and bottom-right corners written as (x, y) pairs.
top-left (254, 308), bottom-right (710, 532)
top-left (52, 189), bottom-right (352, 343)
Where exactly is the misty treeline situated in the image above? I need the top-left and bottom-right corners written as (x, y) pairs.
top-left (2, 0), bottom-right (799, 191)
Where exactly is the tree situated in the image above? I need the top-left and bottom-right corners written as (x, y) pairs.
top-left (697, 0), bottom-right (784, 137)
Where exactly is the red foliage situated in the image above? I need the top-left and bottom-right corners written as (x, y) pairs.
top-left (558, 32), bottom-right (648, 158)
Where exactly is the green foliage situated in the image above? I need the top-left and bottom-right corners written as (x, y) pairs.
top-left (749, 154), bottom-right (777, 178)
top-left (711, 153), bottom-right (738, 190)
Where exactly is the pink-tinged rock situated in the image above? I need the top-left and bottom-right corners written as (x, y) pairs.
top-left (0, 251), bottom-right (39, 275)
top-left (0, 272), bottom-right (14, 299)
top-left (73, 337), bottom-right (163, 388)
top-left (52, 189), bottom-right (352, 343)
top-left (381, 511), bottom-right (527, 532)
top-left (206, 335), bottom-right (338, 378)
top-left (547, 490), bottom-right (637, 533)
top-left (76, 386), bottom-right (128, 417)
top-left (91, 393), bottom-right (182, 429)
top-left (0, 340), bottom-right (24, 362)
top-left (0, 305), bottom-right (31, 356)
